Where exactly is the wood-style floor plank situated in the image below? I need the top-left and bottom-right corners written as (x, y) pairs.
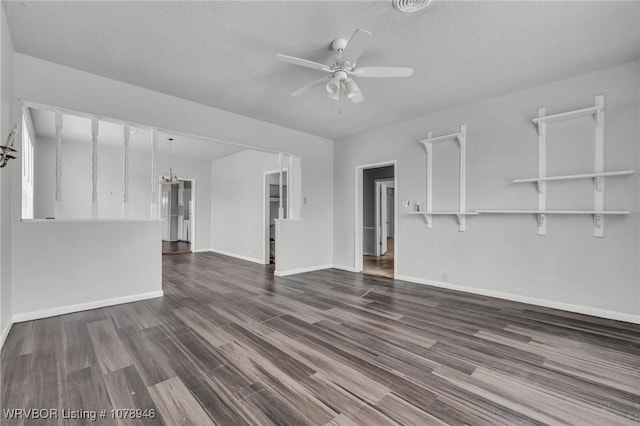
top-left (148, 377), bottom-right (213, 425)
top-left (2, 251), bottom-right (639, 425)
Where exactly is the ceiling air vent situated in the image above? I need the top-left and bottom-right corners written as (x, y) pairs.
top-left (392, 0), bottom-right (433, 13)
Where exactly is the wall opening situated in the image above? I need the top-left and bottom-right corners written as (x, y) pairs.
top-left (160, 178), bottom-right (194, 255)
top-left (354, 160), bottom-right (397, 278)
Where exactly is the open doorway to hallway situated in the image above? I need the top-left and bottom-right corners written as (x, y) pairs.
top-left (264, 169), bottom-right (287, 271)
top-left (161, 179), bottom-right (194, 255)
top-left (362, 165), bottom-right (395, 278)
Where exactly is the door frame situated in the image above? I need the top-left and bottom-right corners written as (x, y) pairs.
top-left (263, 168), bottom-right (288, 265)
top-left (375, 178), bottom-right (393, 256)
top-left (354, 160), bottom-right (397, 277)
top-left (158, 177), bottom-right (196, 252)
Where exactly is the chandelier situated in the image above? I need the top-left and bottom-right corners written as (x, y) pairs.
top-left (159, 137), bottom-right (179, 184)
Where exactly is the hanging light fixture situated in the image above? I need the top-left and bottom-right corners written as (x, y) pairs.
top-left (159, 137), bottom-right (179, 184)
top-left (326, 70), bottom-right (348, 101)
top-left (343, 78), bottom-right (361, 99)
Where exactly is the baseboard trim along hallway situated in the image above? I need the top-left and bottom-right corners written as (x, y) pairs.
top-left (274, 264), bottom-right (334, 277)
top-left (395, 274), bottom-right (640, 325)
top-left (0, 321), bottom-right (12, 350)
top-left (11, 290), bottom-right (165, 323)
top-left (209, 249), bottom-right (265, 265)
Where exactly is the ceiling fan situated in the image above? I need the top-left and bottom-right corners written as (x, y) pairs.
top-left (276, 29), bottom-right (413, 104)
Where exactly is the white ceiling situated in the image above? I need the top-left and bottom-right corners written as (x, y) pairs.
top-left (6, 1), bottom-right (640, 140)
top-left (29, 108), bottom-right (246, 161)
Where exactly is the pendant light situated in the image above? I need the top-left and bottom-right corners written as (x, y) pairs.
top-left (159, 137), bottom-right (179, 184)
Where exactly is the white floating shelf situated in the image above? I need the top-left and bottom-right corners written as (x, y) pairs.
top-left (408, 210), bottom-right (479, 228)
top-left (513, 170), bottom-right (634, 184)
top-left (408, 211), bottom-right (479, 216)
top-left (477, 210), bottom-right (629, 215)
top-left (531, 105), bottom-right (601, 125)
top-left (419, 132), bottom-right (461, 144)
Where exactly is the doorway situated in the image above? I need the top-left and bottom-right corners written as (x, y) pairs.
top-left (264, 170), bottom-right (287, 268)
top-left (161, 179), bottom-right (195, 255)
top-left (355, 161), bottom-right (396, 278)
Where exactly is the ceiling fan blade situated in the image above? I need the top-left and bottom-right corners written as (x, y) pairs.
top-left (276, 54), bottom-right (332, 73)
top-left (290, 77), bottom-right (329, 97)
top-left (351, 66), bottom-right (414, 78)
top-left (341, 28), bottom-right (372, 66)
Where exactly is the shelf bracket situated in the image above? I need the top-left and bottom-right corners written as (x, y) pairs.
top-left (594, 213), bottom-right (604, 237)
top-left (456, 213), bottom-right (466, 232)
top-left (536, 181), bottom-right (544, 194)
top-left (593, 95), bottom-right (605, 237)
top-left (594, 213), bottom-right (603, 229)
top-left (594, 176), bottom-right (603, 192)
top-left (595, 107), bottom-right (604, 127)
top-left (424, 213), bottom-right (432, 228)
top-left (537, 213), bottom-right (546, 235)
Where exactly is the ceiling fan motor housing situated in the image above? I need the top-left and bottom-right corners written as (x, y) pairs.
top-left (331, 38), bottom-right (348, 52)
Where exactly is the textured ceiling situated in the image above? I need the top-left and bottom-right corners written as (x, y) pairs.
top-left (30, 108), bottom-right (246, 161)
top-left (6, 1), bottom-right (640, 140)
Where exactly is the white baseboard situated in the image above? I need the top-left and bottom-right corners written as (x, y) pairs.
top-left (193, 248), bottom-right (213, 253)
top-left (395, 274), bottom-right (640, 325)
top-left (363, 251), bottom-right (376, 256)
top-left (209, 249), bottom-right (266, 265)
top-left (331, 264), bottom-right (358, 273)
top-left (275, 264), bottom-right (333, 277)
top-left (0, 320), bottom-right (13, 350)
top-left (12, 290), bottom-right (164, 323)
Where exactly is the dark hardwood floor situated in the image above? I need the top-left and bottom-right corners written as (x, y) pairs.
top-left (363, 237), bottom-right (394, 278)
top-left (2, 252), bottom-right (640, 425)
top-left (162, 240), bottom-right (191, 255)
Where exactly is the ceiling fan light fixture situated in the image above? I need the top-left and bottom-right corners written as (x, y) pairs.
top-left (326, 76), bottom-right (341, 95)
top-left (343, 78), bottom-right (360, 99)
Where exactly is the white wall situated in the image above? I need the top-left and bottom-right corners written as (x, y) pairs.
top-left (0, 4), bottom-right (14, 346)
top-left (334, 61), bottom-right (640, 322)
top-left (12, 220), bottom-right (162, 320)
top-left (211, 149), bottom-right (279, 262)
top-left (33, 137), bottom-right (213, 250)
